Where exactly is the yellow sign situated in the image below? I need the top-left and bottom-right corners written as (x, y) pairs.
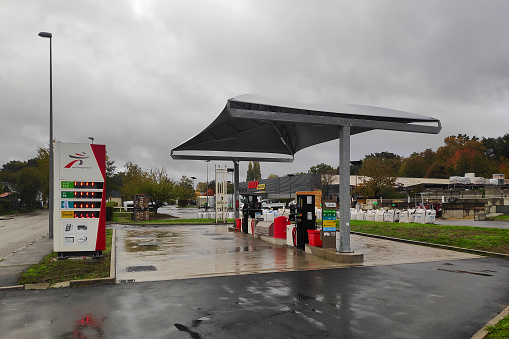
top-left (61, 211), bottom-right (74, 218)
top-left (257, 184), bottom-right (265, 189)
top-left (323, 220), bottom-right (336, 228)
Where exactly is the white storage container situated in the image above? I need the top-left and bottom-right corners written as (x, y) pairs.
top-left (286, 224), bottom-right (296, 246)
top-left (414, 209), bottom-right (426, 224)
top-left (425, 210), bottom-right (436, 224)
top-left (375, 210), bottom-right (385, 222)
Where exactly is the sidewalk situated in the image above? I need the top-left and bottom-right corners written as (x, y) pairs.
top-left (0, 235), bottom-right (52, 288)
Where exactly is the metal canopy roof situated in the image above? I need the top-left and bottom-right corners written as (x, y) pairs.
top-left (171, 94), bottom-right (441, 162)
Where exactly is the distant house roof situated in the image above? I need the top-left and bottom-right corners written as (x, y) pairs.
top-left (109, 190), bottom-right (122, 198)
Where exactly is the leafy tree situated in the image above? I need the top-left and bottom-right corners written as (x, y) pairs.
top-left (253, 161), bottom-right (262, 180)
top-left (196, 182), bottom-right (207, 194)
top-left (399, 149), bottom-right (434, 178)
top-left (105, 156), bottom-right (119, 199)
top-left (0, 160), bottom-right (27, 192)
top-left (119, 162), bottom-right (145, 200)
top-left (16, 167), bottom-right (43, 210)
top-left (267, 173), bottom-right (279, 179)
top-left (357, 157), bottom-right (397, 198)
top-left (143, 167), bottom-right (175, 212)
top-left (246, 161), bottom-right (261, 181)
top-left (246, 162), bottom-right (254, 181)
top-left (36, 147), bottom-right (49, 203)
top-left (309, 163), bottom-right (335, 174)
top-left (499, 157), bottom-right (509, 178)
top-left (435, 135), bottom-right (495, 177)
top-left (308, 163), bottom-right (336, 198)
top-left (121, 162), bottom-right (177, 211)
top-left (174, 176), bottom-right (195, 200)
top-left (482, 134), bottom-right (509, 161)
top-left (364, 152), bottom-right (402, 176)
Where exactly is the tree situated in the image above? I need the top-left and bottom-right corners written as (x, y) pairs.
top-left (364, 152), bottom-right (402, 176)
top-left (174, 176), bottom-right (195, 201)
top-left (105, 156), bottom-right (119, 199)
top-left (16, 167), bottom-right (43, 210)
top-left (119, 162), bottom-right (145, 200)
top-left (143, 166), bottom-right (175, 213)
top-left (36, 147), bottom-right (49, 203)
top-left (357, 157), bottom-right (397, 198)
top-left (434, 135), bottom-right (495, 177)
top-left (482, 134), bottom-right (509, 161)
top-left (309, 163), bottom-right (335, 174)
top-left (120, 162), bottom-right (176, 211)
top-left (399, 149), bottom-right (434, 178)
top-left (267, 173), bottom-right (279, 179)
top-left (0, 160), bottom-right (27, 192)
top-left (246, 162), bottom-right (254, 181)
top-left (246, 161), bottom-right (261, 181)
top-left (253, 161), bottom-right (262, 180)
top-left (308, 163), bottom-right (336, 198)
top-left (196, 182), bottom-right (207, 194)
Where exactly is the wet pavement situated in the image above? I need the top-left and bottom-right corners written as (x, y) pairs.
top-left (1, 218), bottom-right (509, 337)
top-left (2, 257), bottom-right (509, 338)
top-left (114, 224), bottom-right (480, 283)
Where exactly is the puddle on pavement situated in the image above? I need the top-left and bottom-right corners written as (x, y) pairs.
top-left (125, 229), bottom-right (183, 253)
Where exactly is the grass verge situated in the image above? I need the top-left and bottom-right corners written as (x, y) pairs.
top-left (349, 220), bottom-right (509, 255)
top-left (18, 229), bottom-right (113, 286)
top-left (487, 314), bottom-right (509, 338)
top-left (492, 215), bottom-right (509, 221)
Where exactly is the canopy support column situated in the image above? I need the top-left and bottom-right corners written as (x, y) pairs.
top-left (234, 160), bottom-right (240, 220)
top-left (338, 125), bottom-right (353, 253)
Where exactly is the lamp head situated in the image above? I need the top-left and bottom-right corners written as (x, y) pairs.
top-left (38, 32), bottom-right (52, 38)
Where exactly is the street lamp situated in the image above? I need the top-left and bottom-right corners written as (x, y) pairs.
top-left (39, 31), bottom-right (53, 239)
top-left (88, 137), bottom-right (94, 144)
top-left (205, 160), bottom-right (210, 210)
top-left (190, 176), bottom-right (196, 205)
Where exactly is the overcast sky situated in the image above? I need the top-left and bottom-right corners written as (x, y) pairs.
top-left (2, 0), bottom-right (509, 182)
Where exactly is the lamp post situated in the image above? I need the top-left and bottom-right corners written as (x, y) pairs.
top-left (88, 137), bottom-right (94, 144)
top-left (190, 176), bottom-right (196, 205)
top-left (38, 31), bottom-right (53, 239)
top-left (205, 160), bottom-right (210, 210)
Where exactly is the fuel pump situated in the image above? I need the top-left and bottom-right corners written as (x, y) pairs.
top-left (241, 194), bottom-right (263, 233)
top-left (295, 194), bottom-right (316, 250)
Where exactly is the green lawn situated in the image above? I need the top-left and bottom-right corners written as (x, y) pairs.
top-left (487, 314), bottom-right (509, 338)
top-left (349, 220), bottom-right (509, 255)
top-left (18, 229), bottom-right (113, 285)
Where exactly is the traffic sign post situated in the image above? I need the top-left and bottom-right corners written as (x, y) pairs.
top-left (53, 142), bottom-right (106, 259)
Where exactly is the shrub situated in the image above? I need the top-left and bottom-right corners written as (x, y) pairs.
top-left (105, 205), bottom-right (114, 221)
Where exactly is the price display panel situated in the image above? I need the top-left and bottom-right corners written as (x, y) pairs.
top-left (53, 143), bottom-right (106, 254)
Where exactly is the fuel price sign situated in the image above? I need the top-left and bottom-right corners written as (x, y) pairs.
top-left (53, 142), bottom-right (106, 258)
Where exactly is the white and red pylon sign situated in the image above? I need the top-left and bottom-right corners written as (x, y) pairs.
top-left (53, 142), bottom-right (106, 254)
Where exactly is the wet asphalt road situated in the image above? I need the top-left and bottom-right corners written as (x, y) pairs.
top-left (1, 257), bottom-right (509, 338)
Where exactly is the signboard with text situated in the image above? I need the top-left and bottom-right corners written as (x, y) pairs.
top-left (53, 142), bottom-right (106, 255)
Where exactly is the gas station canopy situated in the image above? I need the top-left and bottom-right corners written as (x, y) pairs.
top-left (171, 94), bottom-right (441, 253)
top-left (170, 94), bottom-right (441, 162)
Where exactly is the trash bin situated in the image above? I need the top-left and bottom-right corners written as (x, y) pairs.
top-left (307, 230), bottom-right (322, 247)
top-left (274, 216), bottom-right (288, 239)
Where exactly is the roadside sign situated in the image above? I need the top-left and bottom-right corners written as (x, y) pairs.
top-left (53, 142), bottom-right (106, 256)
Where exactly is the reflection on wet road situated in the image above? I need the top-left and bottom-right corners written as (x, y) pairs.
top-left (115, 225), bottom-right (351, 283)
